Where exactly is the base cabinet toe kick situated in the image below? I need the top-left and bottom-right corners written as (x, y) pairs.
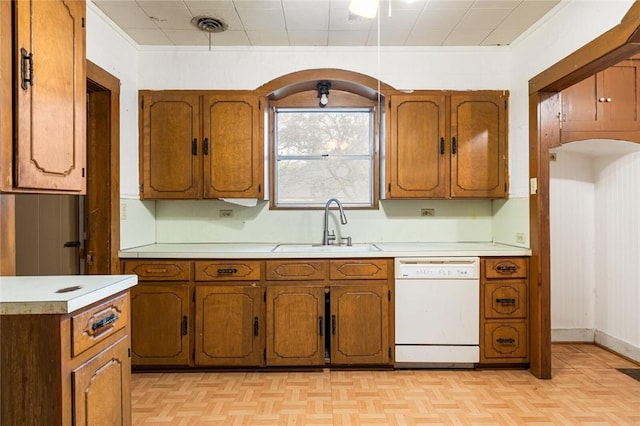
top-left (123, 255), bottom-right (529, 371)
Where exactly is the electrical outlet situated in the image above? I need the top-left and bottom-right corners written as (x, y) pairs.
top-left (421, 208), bottom-right (435, 217)
top-left (219, 209), bottom-right (233, 218)
top-left (516, 232), bottom-right (526, 244)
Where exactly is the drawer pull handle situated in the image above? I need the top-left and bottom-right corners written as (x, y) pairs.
top-left (496, 337), bottom-right (515, 344)
top-left (217, 268), bottom-right (238, 274)
top-left (495, 265), bottom-right (518, 273)
top-left (92, 313), bottom-right (118, 331)
top-left (253, 316), bottom-right (259, 337)
top-left (496, 298), bottom-right (516, 305)
top-left (181, 316), bottom-right (188, 336)
top-left (146, 268), bottom-right (169, 274)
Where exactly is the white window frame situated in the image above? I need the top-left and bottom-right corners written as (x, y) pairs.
top-left (272, 107), bottom-right (376, 208)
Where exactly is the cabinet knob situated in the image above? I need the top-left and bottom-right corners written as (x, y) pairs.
top-left (598, 97), bottom-right (606, 102)
top-left (606, 97), bottom-right (612, 102)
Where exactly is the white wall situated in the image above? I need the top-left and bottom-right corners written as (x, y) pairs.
top-left (593, 148), bottom-right (640, 360)
top-left (549, 141), bottom-right (640, 362)
top-left (86, 3), bottom-right (155, 248)
top-left (549, 149), bottom-right (596, 341)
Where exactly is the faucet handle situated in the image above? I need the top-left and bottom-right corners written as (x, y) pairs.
top-left (340, 236), bottom-right (352, 246)
top-left (326, 230), bottom-right (336, 244)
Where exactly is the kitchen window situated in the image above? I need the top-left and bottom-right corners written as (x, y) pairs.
top-left (272, 107), bottom-right (376, 208)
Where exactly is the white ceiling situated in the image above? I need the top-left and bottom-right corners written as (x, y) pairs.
top-left (91, 0), bottom-right (562, 47)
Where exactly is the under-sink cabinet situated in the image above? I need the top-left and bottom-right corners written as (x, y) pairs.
top-left (265, 259), bottom-right (393, 367)
top-left (479, 257), bottom-right (529, 365)
top-left (123, 258), bottom-right (394, 369)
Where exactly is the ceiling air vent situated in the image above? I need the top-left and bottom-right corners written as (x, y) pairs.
top-left (191, 16), bottom-right (227, 33)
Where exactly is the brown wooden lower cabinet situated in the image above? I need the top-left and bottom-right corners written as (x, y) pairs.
top-left (479, 257), bottom-right (529, 365)
top-left (330, 284), bottom-right (390, 365)
top-left (266, 285), bottom-right (326, 366)
top-left (72, 335), bottom-right (131, 425)
top-left (195, 285), bottom-right (264, 366)
top-left (1, 291), bottom-right (132, 426)
top-left (124, 258), bottom-right (395, 369)
top-left (130, 283), bottom-right (191, 366)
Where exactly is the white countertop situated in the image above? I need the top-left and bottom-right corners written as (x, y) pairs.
top-left (119, 242), bottom-right (531, 259)
top-left (0, 274), bottom-right (138, 315)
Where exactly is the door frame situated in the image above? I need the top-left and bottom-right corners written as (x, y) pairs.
top-left (86, 61), bottom-right (121, 274)
top-left (528, 2), bottom-right (640, 379)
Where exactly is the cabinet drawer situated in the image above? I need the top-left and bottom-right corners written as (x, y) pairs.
top-left (123, 260), bottom-right (191, 281)
top-left (195, 260), bottom-right (262, 281)
top-left (484, 281), bottom-right (527, 319)
top-left (330, 259), bottom-right (388, 280)
top-left (483, 321), bottom-right (528, 359)
top-left (71, 293), bottom-right (129, 357)
top-left (484, 258), bottom-right (527, 279)
top-left (266, 260), bottom-right (328, 281)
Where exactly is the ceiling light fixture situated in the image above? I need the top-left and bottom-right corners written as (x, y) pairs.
top-left (349, 0), bottom-right (378, 19)
top-left (316, 81), bottom-right (331, 108)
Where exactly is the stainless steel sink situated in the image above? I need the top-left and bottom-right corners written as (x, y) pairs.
top-left (272, 243), bottom-right (381, 253)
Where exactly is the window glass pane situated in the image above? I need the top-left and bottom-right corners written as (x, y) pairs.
top-left (276, 110), bottom-right (372, 156)
top-left (276, 158), bottom-right (372, 206)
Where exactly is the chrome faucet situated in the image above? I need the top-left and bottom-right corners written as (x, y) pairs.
top-left (322, 198), bottom-right (348, 245)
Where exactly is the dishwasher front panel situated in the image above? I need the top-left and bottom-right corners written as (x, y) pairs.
top-left (395, 279), bottom-right (479, 345)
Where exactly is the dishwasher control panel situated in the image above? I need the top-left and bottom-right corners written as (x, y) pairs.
top-left (395, 257), bottom-right (479, 279)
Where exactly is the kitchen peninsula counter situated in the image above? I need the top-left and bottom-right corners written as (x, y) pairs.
top-left (119, 242), bottom-right (531, 259)
top-left (1, 274), bottom-right (137, 425)
top-left (0, 274), bottom-right (138, 314)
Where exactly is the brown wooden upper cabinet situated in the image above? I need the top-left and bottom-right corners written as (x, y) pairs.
top-left (1, 0), bottom-right (86, 193)
top-left (386, 91), bottom-right (508, 199)
top-left (560, 57), bottom-right (640, 143)
top-left (139, 90), bottom-right (263, 200)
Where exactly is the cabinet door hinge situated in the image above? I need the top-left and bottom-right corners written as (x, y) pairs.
top-left (264, 291), bottom-right (267, 302)
top-left (388, 99), bottom-right (392, 109)
top-left (128, 347), bottom-right (131, 358)
top-left (388, 290), bottom-right (391, 301)
top-left (82, 168), bottom-right (85, 178)
top-left (504, 99), bottom-right (508, 110)
top-left (258, 100), bottom-right (261, 110)
top-left (263, 348), bottom-right (266, 361)
top-left (82, 17), bottom-right (85, 28)
top-left (258, 183), bottom-right (262, 193)
top-left (388, 183), bottom-right (391, 193)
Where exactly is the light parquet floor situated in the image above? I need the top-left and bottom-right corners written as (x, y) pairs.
top-left (131, 344), bottom-right (640, 425)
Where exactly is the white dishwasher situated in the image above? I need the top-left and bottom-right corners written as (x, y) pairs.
top-left (395, 257), bottom-right (480, 368)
